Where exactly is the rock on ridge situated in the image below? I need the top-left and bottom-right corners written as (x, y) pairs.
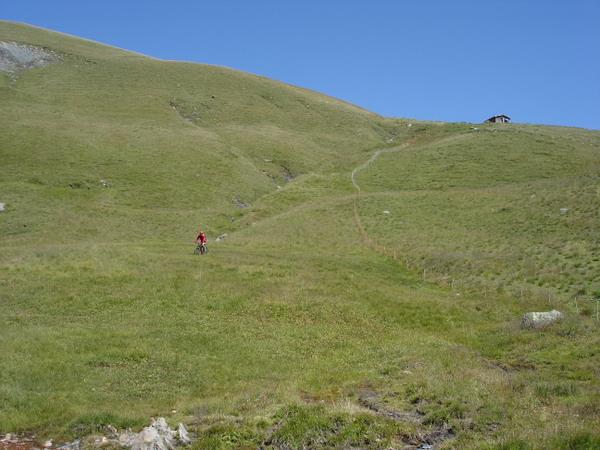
top-left (0, 41), bottom-right (59, 74)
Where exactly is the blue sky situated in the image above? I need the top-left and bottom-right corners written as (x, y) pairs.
top-left (3, 1), bottom-right (600, 129)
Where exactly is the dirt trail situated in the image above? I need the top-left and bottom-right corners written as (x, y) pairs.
top-left (350, 134), bottom-right (468, 264)
top-left (351, 143), bottom-right (411, 193)
top-left (350, 142), bottom-right (414, 263)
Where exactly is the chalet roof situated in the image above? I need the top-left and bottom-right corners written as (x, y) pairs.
top-left (487, 114), bottom-right (511, 120)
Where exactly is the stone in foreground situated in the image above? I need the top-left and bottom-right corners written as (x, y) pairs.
top-left (521, 310), bottom-right (563, 329)
top-left (119, 418), bottom-right (189, 450)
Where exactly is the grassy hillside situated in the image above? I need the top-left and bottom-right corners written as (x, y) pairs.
top-left (0, 21), bottom-right (399, 244)
top-left (1, 21), bottom-right (599, 450)
top-left (356, 125), bottom-right (600, 301)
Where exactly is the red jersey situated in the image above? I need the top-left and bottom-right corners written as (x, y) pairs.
top-left (197, 232), bottom-right (207, 244)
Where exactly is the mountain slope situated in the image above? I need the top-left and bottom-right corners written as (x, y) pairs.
top-left (1, 21), bottom-right (599, 449)
top-left (0, 20), bottom-right (401, 244)
top-left (356, 125), bottom-right (600, 299)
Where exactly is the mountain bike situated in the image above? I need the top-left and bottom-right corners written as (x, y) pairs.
top-left (194, 242), bottom-right (208, 255)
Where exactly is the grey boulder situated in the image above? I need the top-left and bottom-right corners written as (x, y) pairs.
top-left (521, 310), bottom-right (563, 329)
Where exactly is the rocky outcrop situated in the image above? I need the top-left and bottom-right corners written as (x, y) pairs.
top-left (0, 42), bottom-right (59, 75)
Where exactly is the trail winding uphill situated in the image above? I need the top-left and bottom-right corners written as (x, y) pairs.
top-left (349, 133), bottom-right (470, 262)
top-left (350, 142), bottom-right (413, 260)
top-left (350, 143), bottom-right (411, 193)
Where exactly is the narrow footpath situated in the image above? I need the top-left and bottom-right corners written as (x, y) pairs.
top-left (350, 142), bottom-right (412, 264)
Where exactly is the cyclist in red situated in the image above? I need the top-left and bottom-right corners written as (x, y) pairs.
top-left (195, 229), bottom-right (208, 255)
top-left (196, 230), bottom-right (207, 245)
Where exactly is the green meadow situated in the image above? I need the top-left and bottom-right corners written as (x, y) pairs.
top-left (1, 21), bottom-right (599, 449)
